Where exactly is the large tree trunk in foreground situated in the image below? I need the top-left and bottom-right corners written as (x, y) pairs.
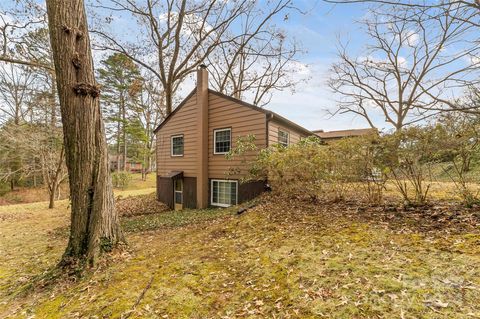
top-left (46, 0), bottom-right (124, 266)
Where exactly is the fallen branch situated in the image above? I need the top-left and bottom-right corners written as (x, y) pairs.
top-left (237, 202), bottom-right (258, 215)
top-left (123, 275), bottom-right (154, 319)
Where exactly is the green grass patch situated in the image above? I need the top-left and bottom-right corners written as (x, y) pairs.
top-left (122, 207), bottom-right (235, 232)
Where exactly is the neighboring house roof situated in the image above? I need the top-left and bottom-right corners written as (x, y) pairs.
top-left (153, 88), bottom-right (315, 137)
top-left (313, 128), bottom-right (377, 139)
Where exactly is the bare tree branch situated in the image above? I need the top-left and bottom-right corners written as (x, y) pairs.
top-left (328, 4), bottom-right (479, 131)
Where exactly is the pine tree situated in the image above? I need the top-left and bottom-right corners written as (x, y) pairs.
top-left (97, 53), bottom-right (141, 172)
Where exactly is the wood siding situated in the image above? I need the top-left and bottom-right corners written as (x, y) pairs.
top-left (157, 176), bottom-right (173, 208)
top-left (268, 119), bottom-right (305, 147)
top-left (183, 177), bottom-right (197, 209)
top-left (208, 93), bottom-right (267, 179)
top-left (156, 94), bottom-right (197, 176)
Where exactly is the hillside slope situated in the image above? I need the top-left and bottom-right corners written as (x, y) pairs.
top-left (1, 194), bottom-right (480, 318)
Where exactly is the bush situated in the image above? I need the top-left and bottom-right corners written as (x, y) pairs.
top-left (228, 134), bottom-right (384, 203)
top-left (112, 171), bottom-right (132, 189)
top-left (227, 120), bottom-right (480, 207)
top-left (433, 113), bottom-right (480, 206)
top-left (380, 127), bottom-right (438, 206)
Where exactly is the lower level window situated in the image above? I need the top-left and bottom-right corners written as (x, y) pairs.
top-left (211, 180), bottom-right (238, 207)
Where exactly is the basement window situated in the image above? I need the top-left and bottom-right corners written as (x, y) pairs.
top-left (171, 135), bottom-right (184, 156)
top-left (278, 129), bottom-right (290, 147)
top-left (214, 128), bottom-right (231, 154)
top-left (211, 180), bottom-right (238, 207)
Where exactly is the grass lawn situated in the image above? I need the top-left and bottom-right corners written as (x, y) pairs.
top-left (0, 173), bottom-right (156, 206)
top-left (1, 191), bottom-right (480, 318)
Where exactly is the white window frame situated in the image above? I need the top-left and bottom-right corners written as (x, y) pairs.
top-left (171, 134), bottom-right (184, 157)
top-left (213, 128), bottom-right (232, 154)
top-left (211, 179), bottom-right (238, 207)
top-left (278, 128), bottom-right (290, 147)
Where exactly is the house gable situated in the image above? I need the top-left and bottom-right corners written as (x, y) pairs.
top-left (154, 66), bottom-right (318, 209)
top-left (207, 91), bottom-right (267, 179)
top-left (155, 91), bottom-right (198, 176)
top-left (155, 88), bottom-right (316, 178)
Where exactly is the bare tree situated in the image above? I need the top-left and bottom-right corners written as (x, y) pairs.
top-left (0, 123), bottom-right (66, 206)
top-left (207, 25), bottom-right (304, 107)
top-left (133, 74), bottom-right (166, 177)
top-left (0, 122), bottom-right (37, 190)
top-left (328, 4), bottom-right (479, 131)
top-left (46, 0), bottom-right (124, 266)
top-left (91, 0), bottom-right (299, 114)
top-left (0, 2), bottom-right (53, 70)
top-left (21, 27), bottom-right (59, 127)
top-left (325, 0), bottom-right (480, 27)
top-left (0, 64), bottom-right (36, 125)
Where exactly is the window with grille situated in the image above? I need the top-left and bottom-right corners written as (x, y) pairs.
top-left (214, 128), bottom-right (231, 154)
top-left (171, 135), bottom-right (184, 156)
top-left (278, 129), bottom-right (289, 147)
top-left (211, 180), bottom-right (238, 207)
top-left (174, 179), bottom-right (183, 204)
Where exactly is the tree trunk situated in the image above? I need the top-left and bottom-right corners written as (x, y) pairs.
top-left (49, 187), bottom-right (56, 209)
top-left (121, 94), bottom-right (127, 172)
top-left (116, 107), bottom-right (121, 172)
top-left (165, 84), bottom-right (172, 115)
top-left (142, 153), bottom-right (146, 181)
top-left (46, 0), bottom-right (124, 267)
top-left (50, 70), bottom-right (57, 127)
top-left (45, 146), bottom-right (65, 210)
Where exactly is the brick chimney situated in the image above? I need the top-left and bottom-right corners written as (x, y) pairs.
top-left (196, 65), bottom-right (209, 208)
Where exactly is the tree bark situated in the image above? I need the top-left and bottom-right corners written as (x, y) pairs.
top-left (49, 188), bottom-right (56, 209)
top-left (46, 146), bottom-right (66, 210)
top-left (165, 83), bottom-right (172, 115)
top-left (46, 0), bottom-right (124, 267)
top-left (121, 94), bottom-right (127, 171)
top-left (50, 70), bottom-right (57, 127)
top-left (116, 103), bottom-right (121, 173)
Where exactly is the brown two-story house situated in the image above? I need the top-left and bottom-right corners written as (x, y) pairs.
top-left (154, 66), bottom-right (315, 210)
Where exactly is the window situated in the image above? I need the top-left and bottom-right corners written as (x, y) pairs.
top-left (174, 179), bottom-right (183, 205)
top-left (214, 128), bottom-right (231, 154)
top-left (171, 135), bottom-right (184, 156)
top-left (211, 180), bottom-right (238, 207)
top-left (278, 129), bottom-right (289, 147)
